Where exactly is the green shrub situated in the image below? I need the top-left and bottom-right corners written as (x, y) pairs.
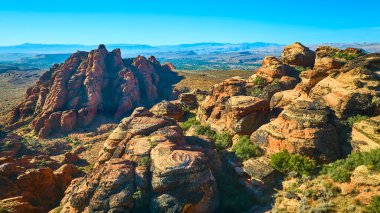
top-left (247, 87), bottom-right (263, 97)
top-left (347, 115), bottom-right (369, 126)
top-left (334, 52), bottom-right (359, 60)
top-left (365, 196), bottom-right (380, 213)
top-left (232, 136), bottom-right (261, 160)
top-left (214, 132), bottom-right (233, 150)
top-left (0, 205), bottom-right (8, 213)
top-left (179, 115), bottom-right (200, 131)
top-left (132, 189), bottom-right (149, 209)
top-left (140, 156), bottom-right (151, 167)
top-left (194, 126), bottom-right (232, 150)
top-left (148, 139), bottom-right (157, 149)
top-left (195, 125), bottom-right (216, 138)
top-left (294, 66), bottom-right (310, 72)
top-left (270, 150), bottom-right (316, 176)
top-left (272, 78), bottom-right (281, 85)
top-left (252, 76), bottom-right (266, 86)
top-left (180, 115), bottom-right (232, 150)
top-left (322, 149), bottom-right (380, 182)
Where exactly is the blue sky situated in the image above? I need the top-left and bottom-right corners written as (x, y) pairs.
top-left (0, 0), bottom-right (379, 45)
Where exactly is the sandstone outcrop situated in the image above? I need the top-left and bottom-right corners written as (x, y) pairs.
top-left (150, 100), bottom-right (184, 120)
top-left (310, 53), bottom-right (380, 118)
top-left (197, 77), bottom-right (270, 135)
top-left (0, 156), bottom-right (82, 212)
top-left (281, 42), bottom-right (316, 68)
top-left (250, 100), bottom-right (339, 161)
top-left (351, 115), bottom-right (380, 152)
top-left (314, 46), bottom-right (366, 71)
top-left (8, 45), bottom-right (176, 138)
top-left (271, 49), bottom-right (376, 116)
top-left (254, 56), bottom-right (292, 80)
top-left (58, 108), bottom-right (218, 212)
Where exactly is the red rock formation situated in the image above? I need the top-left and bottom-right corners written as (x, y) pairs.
top-left (8, 45), bottom-right (173, 138)
top-left (0, 155), bottom-right (82, 212)
top-left (59, 107), bottom-right (218, 212)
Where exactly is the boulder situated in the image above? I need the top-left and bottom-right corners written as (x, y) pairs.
top-left (281, 42), bottom-right (315, 68)
top-left (150, 100), bottom-right (185, 120)
top-left (255, 56), bottom-right (290, 79)
top-left (225, 96), bottom-right (269, 135)
top-left (178, 92), bottom-right (198, 109)
top-left (250, 100), bottom-right (339, 162)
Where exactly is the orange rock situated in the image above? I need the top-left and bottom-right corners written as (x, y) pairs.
top-left (8, 45), bottom-right (172, 138)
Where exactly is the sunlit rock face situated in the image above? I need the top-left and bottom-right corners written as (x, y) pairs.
top-left (59, 107), bottom-right (218, 213)
top-left (8, 45), bottom-right (175, 138)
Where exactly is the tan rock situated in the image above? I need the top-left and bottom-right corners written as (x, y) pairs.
top-left (150, 100), bottom-right (184, 120)
top-left (310, 53), bottom-right (380, 118)
top-left (251, 100), bottom-right (339, 161)
top-left (281, 42), bottom-right (315, 68)
top-left (351, 116), bottom-right (380, 152)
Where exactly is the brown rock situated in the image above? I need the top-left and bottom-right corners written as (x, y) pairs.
top-left (60, 110), bottom-right (77, 133)
top-left (150, 100), bottom-right (185, 120)
top-left (255, 56), bottom-right (289, 79)
top-left (281, 42), bottom-right (316, 68)
top-left (313, 46), bottom-right (365, 71)
top-left (162, 62), bottom-right (176, 71)
top-left (250, 100), bottom-right (339, 162)
top-left (310, 53), bottom-right (380, 118)
top-left (59, 108), bottom-right (218, 212)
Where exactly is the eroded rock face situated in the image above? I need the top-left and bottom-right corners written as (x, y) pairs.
top-left (255, 56), bottom-right (291, 79)
top-left (281, 42), bottom-right (316, 68)
top-left (314, 46), bottom-right (366, 71)
top-left (310, 53), bottom-right (380, 118)
top-left (8, 45), bottom-right (174, 138)
top-left (351, 115), bottom-right (380, 152)
top-left (59, 108), bottom-right (218, 212)
top-left (0, 156), bottom-right (82, 213)
top-left (250, 100), bottom-right (339, 162)
top-left (198, 77), bottom-right (270, 135)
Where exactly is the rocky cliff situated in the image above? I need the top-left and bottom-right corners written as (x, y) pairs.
top-left (7, 45), bottom-right (177, 138)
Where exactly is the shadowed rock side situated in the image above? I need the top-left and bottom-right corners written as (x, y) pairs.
top-left (58, 107), bottom-right (218, 213)
top-left (7, 45), bottom-right (181, 138)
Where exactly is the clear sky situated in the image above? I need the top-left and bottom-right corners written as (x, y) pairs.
top-left (0, 0), bottom-right (379, 45)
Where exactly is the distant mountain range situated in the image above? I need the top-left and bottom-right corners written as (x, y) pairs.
top-left (0, 42), bottom-right (379, 71)
top-left (0, 42), bottom-right (281, 55)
